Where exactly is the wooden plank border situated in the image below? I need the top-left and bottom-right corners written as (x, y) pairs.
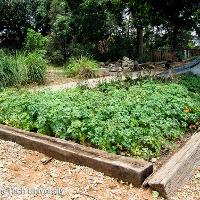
top-left (143, 131), bottom-right (200, 198)
top-left (0, 124), bottom-right (153, 186)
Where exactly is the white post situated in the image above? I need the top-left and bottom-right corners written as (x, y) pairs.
top-left (184, 50), bottom-right (187, 59)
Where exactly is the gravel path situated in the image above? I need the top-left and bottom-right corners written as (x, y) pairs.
top-left (0, 140), bottom-right (199, 200)
top-left (0, 140), bottom-right (156, 200)
top-left (34, 70), bottom-right (160, 92)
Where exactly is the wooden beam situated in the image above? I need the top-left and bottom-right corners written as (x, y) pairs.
top-left (144, 131), bottom-right (200, 198)
top-left (0, 124), bottom-right (153, 186)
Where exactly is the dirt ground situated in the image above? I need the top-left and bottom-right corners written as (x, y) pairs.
top-left (0, 140), bottom-right (199, 200)
top-left (45, 66), bottom-right (75, 86)
top-left (44, 60), bottom-right (189, 87)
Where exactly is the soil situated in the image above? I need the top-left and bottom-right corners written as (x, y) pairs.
top-left (45, 66), bottom-right (75, 86)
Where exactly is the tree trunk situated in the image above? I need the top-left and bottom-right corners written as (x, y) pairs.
top-left (63, 38), bottom-right (67, 63)
top-left (137, 26), bottom-right (144, 58)
top-left (172, 26), bottom-right (178, 51)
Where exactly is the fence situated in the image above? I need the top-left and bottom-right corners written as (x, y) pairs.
top-left (144, 48), bottom-right (200, 62)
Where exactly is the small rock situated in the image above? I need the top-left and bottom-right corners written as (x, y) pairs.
top-left (41, 157), bottom-right (48, 163)
top-left (120, 152), bottom-right (126, 156)
top-left (40, 157), bottom-right (53, 165)
top-left (151, 158), bottom-right (157, 163)
top-left (50, 171), bottom-right (58, 178)
top-left (134, 61), bottom-right (139, 70)
top-left (2, 168), bottom-right (7, 172)
top-left (99, 62), bottom-right (105, 67)
top-left (123, 56), bottom-right (130, 62)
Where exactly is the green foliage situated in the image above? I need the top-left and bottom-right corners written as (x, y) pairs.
top-left (0, 50), bottom-right (47, 88)
top-left (65, 56), bottom-right (100, 78)
top-left (1, 0), bottom-right (199, 61)
top-left (177, 51), bottom-right (185, 61)
top-left (0, 51), bottom-right (20, 88)
top-left (179, 74), bottom-right (200, 93)
top-left (24, 28), bottom-right (48, 53)
top-left (1, 75), bottom-right (200, 159)
top-left (68, 43), bottom-right (94, 58)
top-left (0, 0), bottom-right (50, 49)
top-left (25, 52), bottom-right (47, 84)
top-left (47, 0), bottom-right (72, 64)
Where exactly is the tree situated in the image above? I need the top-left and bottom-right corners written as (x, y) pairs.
top-left (47, 0), bottom-right (72, 64)
top-left (0, 0), bottom-right (51, 49)
top-left (149, 0), bottom-right (200, 50)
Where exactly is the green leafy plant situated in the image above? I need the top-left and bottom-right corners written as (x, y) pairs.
top-left (179, 73), bottom-right (200, 93)
top-left (25, 52), bottom-right (47, 84)
top-left (65, 56), bottom-right (100, 78)
top-left (1, 75), bottom-right (200, 160)
top-left (24, 28), bottom-right (48, 54)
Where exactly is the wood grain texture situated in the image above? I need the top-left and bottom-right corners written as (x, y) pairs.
top-left (0, 124), bottom-right (153, 186)
top-left (144, 131), bottom-right (200, 197)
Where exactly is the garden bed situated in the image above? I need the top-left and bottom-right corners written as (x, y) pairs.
top-left (1, 75), bottom-right (200, 161)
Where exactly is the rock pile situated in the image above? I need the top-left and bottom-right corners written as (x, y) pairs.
top-left (100, 57), bottom-right (140, 73)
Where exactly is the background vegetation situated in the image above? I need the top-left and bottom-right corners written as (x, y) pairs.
top-left (0, 0), bottom-right (199, 65)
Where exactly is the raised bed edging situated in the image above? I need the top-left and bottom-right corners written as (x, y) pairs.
top-left (143, 131), bottom-right (200, 198)
top-left (0, 124), bottom-right (153, 186)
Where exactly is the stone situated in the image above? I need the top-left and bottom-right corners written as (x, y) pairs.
top-left (99, 62), bottom-right (105, 67)
top-left (150, 158), bottom-right (157, 163)
top-left (123, 56), bottom-right (130, 62)
top-left (134, 61), bottom-right (139, 70)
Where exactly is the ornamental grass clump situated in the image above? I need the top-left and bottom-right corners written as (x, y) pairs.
top-left (0, 50), bottom-right (47, 88)
top-left (65, 56), bottom-right (100, 78)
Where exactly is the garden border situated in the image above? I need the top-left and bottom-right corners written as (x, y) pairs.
top-left (0, 124), bottom-right (153, 186)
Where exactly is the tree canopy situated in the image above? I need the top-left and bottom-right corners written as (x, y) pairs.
top-left (0, 0), bottom-right (199, 62)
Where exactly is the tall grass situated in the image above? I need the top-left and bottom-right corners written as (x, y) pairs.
top-left (0, 51), bottom-right (19, 88)
top-left (25, 52), bottom-right (46, 84)
top-left (65, 56), bottom-right (100, 78)
top-left (0, 50), bottom-right (47, 88)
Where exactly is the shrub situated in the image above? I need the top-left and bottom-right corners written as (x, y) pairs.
top-left (24, 28), bottom-right (48, 54)
top-left (179, 73), bottom-right (200, 93)
top-left (0, 51), bottom-right (19, 88)
top-left (46, 50), bottom-right (65, 66)
top-left (68, 43), bottom-right (94, 58)
top-left (65, 56), bottom-right (100, 78)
